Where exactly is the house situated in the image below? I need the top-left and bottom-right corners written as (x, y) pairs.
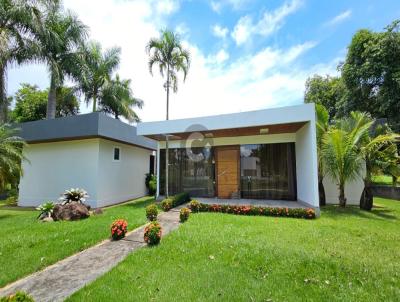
top-left (137, 103), bottom-right (321, 211)
top-left (17, 112), bottom-right (156, 208)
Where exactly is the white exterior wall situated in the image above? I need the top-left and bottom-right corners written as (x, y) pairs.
top-left (18, 138), bottom-right (153, 208)
top-left (18, 139), bottom-right (100, 207)
top-left (96, 139), bottom-right (152, 207)
top-left (295, 122), bottom-right (319, 208)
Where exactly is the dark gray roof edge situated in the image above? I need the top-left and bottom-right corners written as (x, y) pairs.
top-left (17, 112), bottom-right (157, 150)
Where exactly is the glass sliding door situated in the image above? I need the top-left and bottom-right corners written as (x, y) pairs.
top-left (159, 147), bottom-right (215, 197)
top-left (240, 143), bottom-right (297, 200)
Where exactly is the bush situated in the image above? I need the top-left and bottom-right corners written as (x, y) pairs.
top-left (110, 219), bottom-right (128, 240)
top-left (145, 204), bottom-right (158, 221)
top-left (144, 221), bottom-right (162, 245)
top-left (161, 198), bottom-right (173, 211)
top-left (36, 201), bottom-right (55, 219)
top-left (0, 291), bottom-right (34, 302)
top-left (189, 200), bottom-right (200, 213)
top-left (192, 203), bottom-right (316, 219)
top-left (59, 188), bottom-right (89, 205)
top-left (179, 207), bottom-right (190, 222)
top-left (172, 192), bottom-right (191, 207)
top-left (145, 173), bottom-right (157, 195)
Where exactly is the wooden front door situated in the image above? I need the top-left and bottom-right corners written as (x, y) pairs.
top-left (216, 146), bottom-right (240, 198)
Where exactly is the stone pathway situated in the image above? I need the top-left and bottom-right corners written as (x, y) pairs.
top-left (0, 206), bottom-right (183, 302)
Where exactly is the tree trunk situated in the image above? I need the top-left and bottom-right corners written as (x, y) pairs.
top-left (0, 64), bottom-right (7, 123)
top-left (47, 73), bottom-right (57, 119)
top-left (392, 175), bottom-right (397, 187)
top-left (338, 183), bottom-right (346, 207)
top-left (92, 90), bottom-right (97, 112)
top-left (165, 66), bottom-right (170, 198)
top-left (318, 176), bottom-right (326, 206)
top-left (360, 180), bottom-right (373, 211)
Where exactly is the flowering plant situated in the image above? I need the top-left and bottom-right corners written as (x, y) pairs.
top-left (161, 198), bottom-right (173, 211)
top-left (144, 221), bottom-right (162, 245)
top-left (179, 207), bottom-right (190, 222)
top-left (111, 219), bottom-right (128, 240)
top-left (59, 188), bottom-right (89, 205)
top-left (189, 200), bottom-right (200, 212)
top-left (145, 204), bottom-right (158, 221)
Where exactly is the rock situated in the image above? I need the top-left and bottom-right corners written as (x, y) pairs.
top-left (52, 202), bottom-right (90, 221)
top-left (92, 208), bottom-right (103, 215)
top-left (42, 216), bottom-right (54, 222)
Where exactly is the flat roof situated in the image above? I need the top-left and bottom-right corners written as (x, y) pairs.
top-left (137, 103), bottom-right (315, 140)
top-left (17, 112), bottom-right (157, 150)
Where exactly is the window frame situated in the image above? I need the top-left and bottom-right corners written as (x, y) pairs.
top-left (113, 146), bottom-right (121, 162)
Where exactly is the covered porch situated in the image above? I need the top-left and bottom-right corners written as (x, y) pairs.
top-left (196, 198), bottom-right (310, 209)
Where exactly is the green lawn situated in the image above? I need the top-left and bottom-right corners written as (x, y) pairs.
top-left (0, 196), bottom-right (154, 287)
top-left (372, 174), bottom-right (399, 186)
top-left (68, 198), bottom-right (400, 302)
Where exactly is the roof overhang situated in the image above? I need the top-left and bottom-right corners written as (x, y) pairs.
top-left (137, 103), bottom-right (315, 141)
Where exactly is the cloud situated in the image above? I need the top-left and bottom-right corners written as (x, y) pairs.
top-left (210, 1), bottom-right (222, 13)
top-left (212, 24), bottom-right (229, 38)
top-left (7, 0), bottom-right (337, 124)
top-left (325, 10), bottom-right (352, 27)
top-left (210, 0), bottom-right (251, 12)
top-left (155, 0), bottom-right (180, 15)
top-left (232, 0), bottom-right (302, 45)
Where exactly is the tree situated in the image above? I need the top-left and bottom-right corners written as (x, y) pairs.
top-left (146, 30), bottom-right (190, 197)
top-left (37, 2), bottom-right (87, 119)
top-left (0, 123), bottom-right (26, 192)
top-left (0, 0), bottom-right (45, 123)
top-left (315, 104), bottom-right (330, 206)
top-left (341, 20), bottom-right (400, 132)
top-left (99, 75), bottom-right (143, 122)
top-left (11, 84), bottom-right (79, 123)
top-left (80, 41), bottom-right (120, 112)
top-left (321, 113), bottom-right (371, 207)
top-left (304, 75), bottom-right (346, 120)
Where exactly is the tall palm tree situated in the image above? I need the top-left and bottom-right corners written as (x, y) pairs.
top-left (146, 29), bottom-right (190, 197)
top-left (99, 75), bottom-right (143, 122)
top-left (322, 113), bottom-right (372, 207)
top-left (0, 0), bottom-right (45, 123)
top-left (80, 41), bottom-right (121, 112)
top-left (38, 2), bottom-right (88, 119)
top-left (0, 124), bottom-right (26, 191)
top-left (315, 104), bottom-right (330, 206)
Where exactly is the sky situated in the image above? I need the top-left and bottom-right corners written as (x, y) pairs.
top-left (7, 0), bottom-right (400, 122)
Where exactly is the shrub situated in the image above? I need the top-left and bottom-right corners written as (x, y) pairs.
top-left (172, 192), bottom-right (191, 207)
top-left (59, 188), bottom-right (89, 205)
top-left (144, 221), bottom-right (162, 245)
top-left (189, 200), bottom-right (200, 212)
top-left (0, 291), bottom-right (34, 302)
top-left (145, 173), bottom-right (157, 195)
top-left (161, 198), bottom-right (173, 211)
top-left (110, 219), bottom-right (128, 240)
top-left (36, 201), bottom-right (55, 219)
top-left (145, 204), bottom-right (158, 221)
top-left (192, 203), bottom-right (316, 219)
top-left (179, 207), bottom-right (190, 222)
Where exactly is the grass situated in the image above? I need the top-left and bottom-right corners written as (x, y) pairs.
top-left (372, 174), bottom-right (399, 186)
top-left (0, 196), bottom-right (155, 287)
top-left (68, 198), bottom-right (400, 302)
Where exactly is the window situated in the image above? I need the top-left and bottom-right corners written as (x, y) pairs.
top-left (113, 147), bottom-right (120, 161)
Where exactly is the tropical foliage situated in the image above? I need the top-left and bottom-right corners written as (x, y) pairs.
top-left (146, 29), bottom-right (190, 197)
top-left (59, 188), bottom-right (89, 205)
top-left (36, 201), bottom-right (55, 219)
top-left (0, 124), bottom-right (26, 191)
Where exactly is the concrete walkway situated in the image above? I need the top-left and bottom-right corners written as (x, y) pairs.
top-left (0, 207), bottom-right (183, 302)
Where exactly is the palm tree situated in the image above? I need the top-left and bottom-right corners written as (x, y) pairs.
top-left (0, 124), bottom-right (26, 191)
top-left (38, 2), bottom-right (88, 119)
top-left (322, 113), bottom-right (372, 207)
top-left (0, 0), bottom-right (44, 123)
top-left (80, 41), bottom-right (121, 112)
top-left (99, 75), bottom-right (143, 122)
top-left (315, 104), bottom-right (330, 206)
top-left (146, 29), bottom-right (190, 197)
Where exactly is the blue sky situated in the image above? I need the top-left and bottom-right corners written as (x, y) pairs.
top-left (8, 0), bottom-right (400, 122)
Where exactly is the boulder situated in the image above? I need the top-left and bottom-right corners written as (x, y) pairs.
top-left (52, 202), bottom-right (90, 221)
top-left (92, 208), bottom-right (103, 215)
top-left (42, 216), bottom-right (54, 222)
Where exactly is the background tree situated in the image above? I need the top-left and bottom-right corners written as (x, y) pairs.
top-left (0, 124), bottom-right (26, 192)
top-left (99, 75), bottom-right (143, 122)
top-left (341, 20), bottom-right (400, 132)
top-left (11, 84), bottom-right (79, 123)
top-left (38, 2), bottom-right (87, 119)
top-left (0, 0), bottom-right (44, 123)
top-left (304, 75), bottom-right (346, 120)
top-left (146, 30), bottom-right (190, 197)
top-left (80, 41), bottom-right (120, 112)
